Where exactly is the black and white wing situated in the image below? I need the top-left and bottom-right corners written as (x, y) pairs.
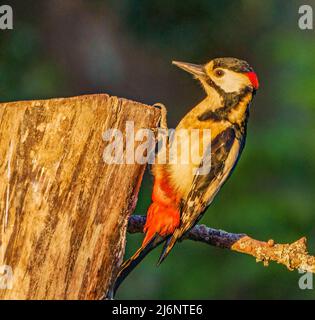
top-left (158, 126), bottom-right (245, 264)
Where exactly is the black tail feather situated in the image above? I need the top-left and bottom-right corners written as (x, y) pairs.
top-left (106, 235), bottom-right (165, 299)
top-left (157, 235), bottom-right (177, 265)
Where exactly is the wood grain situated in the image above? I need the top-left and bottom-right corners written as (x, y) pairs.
top-left (0, 94), bottom-right (160, 299)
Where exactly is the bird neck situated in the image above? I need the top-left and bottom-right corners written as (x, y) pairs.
top-left (175, 87), bottom-right (252, 132)
top-left (205, 86), bottom-right (252, 126)
top-left (226, 92), bottom-right (252, 127)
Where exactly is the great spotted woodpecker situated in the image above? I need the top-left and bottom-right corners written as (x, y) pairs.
top-left (109, 57), bottom-right (259, 298)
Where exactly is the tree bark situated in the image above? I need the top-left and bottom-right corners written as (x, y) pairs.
top-left (0, 94), bottom-right (160, 299)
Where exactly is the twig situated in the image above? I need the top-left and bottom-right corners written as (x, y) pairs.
top-left (128, 215), bottom-right (315, 273)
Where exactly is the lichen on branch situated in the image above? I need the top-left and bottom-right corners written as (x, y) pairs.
top-left (128, 215), bottom-right (315, 273)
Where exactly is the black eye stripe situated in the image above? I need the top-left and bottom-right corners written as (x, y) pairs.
top-left (205, 76), bottom-right (253, 113)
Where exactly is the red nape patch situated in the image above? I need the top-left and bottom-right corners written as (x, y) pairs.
top-left (246, 72), bottom-right (259, 89)
top-left (142, 202), bottom-right (180, 247)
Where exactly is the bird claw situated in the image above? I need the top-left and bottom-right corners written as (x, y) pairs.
top-left (153, 103), bottom-right (168, 130)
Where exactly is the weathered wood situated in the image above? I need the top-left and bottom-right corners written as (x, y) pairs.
top-left (0, 94), bottom-right (160, 299)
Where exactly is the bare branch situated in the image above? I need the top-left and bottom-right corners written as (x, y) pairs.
top-left (128, 215), bottom-right (315, 273)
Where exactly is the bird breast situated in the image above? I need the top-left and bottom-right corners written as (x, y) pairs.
top-left (167, 122), bottom-right (229, 199)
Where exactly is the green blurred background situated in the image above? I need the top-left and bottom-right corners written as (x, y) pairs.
top-left (1, 0), bottom-right (315, 299)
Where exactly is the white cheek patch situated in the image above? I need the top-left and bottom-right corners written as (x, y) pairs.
top-left (210, 70), bottom-right (249, 93)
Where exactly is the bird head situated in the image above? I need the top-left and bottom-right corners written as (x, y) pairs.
top-left (172, 57), bottom-right (259, 96)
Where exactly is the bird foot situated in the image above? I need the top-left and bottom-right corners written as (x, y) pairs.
top-left (153, 103), bottom-right (168, 130)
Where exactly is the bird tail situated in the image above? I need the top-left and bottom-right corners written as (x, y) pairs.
top-left (106, 200), bottom-right (180, 299)
top-left (157, 234), bottom-right (178, 265)
top-left (106, 234), bottom-right (164, 299)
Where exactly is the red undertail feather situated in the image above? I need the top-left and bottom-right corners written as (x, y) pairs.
top-left (142, 202), bottom-right (180, 247)
top-left (142, 177), bottom-right (180, 247)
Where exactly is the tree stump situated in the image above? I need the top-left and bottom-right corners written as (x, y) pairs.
top-left (0, 94), bottom-right (160, 299)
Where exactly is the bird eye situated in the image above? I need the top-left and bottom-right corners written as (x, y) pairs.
top-left (214, 69), bottom-right (225, 77)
